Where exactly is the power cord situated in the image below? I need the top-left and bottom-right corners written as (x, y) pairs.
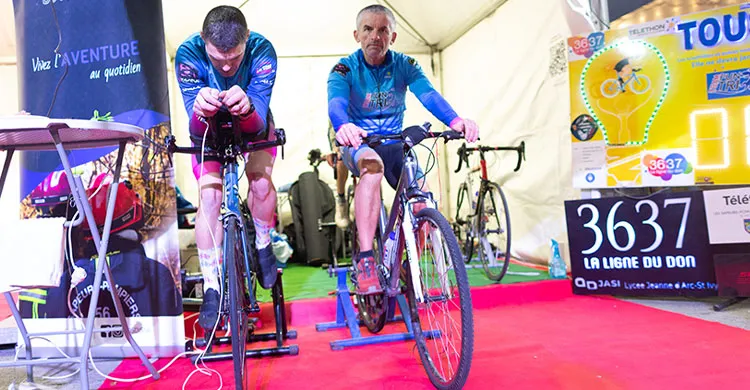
top-left (30, 146), bottom-right (224, 387)
top-left (45, 1), bottom-right (68, 117)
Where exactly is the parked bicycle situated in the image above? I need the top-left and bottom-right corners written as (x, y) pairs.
top-left (454, 141), bottom-right (525, 281)
top-left (166, 116), bottom-right (296, 390)
top-left (342, 123), bottom-right (474, 389)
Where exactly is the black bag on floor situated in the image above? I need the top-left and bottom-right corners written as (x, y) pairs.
top-left (289, 171), bottom-right (336, 266)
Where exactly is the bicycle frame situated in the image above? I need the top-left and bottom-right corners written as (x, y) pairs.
top-left (621, 71), bottom-right (640, 90)
top-left (221, 157), bottom-right (258, 311)
top-left (377, 145), bottom-right (445, 303)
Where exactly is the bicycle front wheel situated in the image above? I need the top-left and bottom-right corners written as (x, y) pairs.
top-left (408, 208), bottom-right (474, 390)
top-left (225, 217), bottom-right (250, 390)
top-left (478, 183), bottom-right (511, 282)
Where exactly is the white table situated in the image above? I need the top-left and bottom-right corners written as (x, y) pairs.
top-left (0, 115), bottom-right (159, 388)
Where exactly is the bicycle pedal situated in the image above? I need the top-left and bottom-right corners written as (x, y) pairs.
top-left (248, 303), bottom-right (261, 313)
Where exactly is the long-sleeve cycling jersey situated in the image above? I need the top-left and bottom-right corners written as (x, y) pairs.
top-left (327, 49), bottom-right (459, 135)
top-left (175, 32), bottom-right (277, 134)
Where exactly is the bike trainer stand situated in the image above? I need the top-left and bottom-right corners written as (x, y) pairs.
top-left (187, 269), bottom-right (299, 361)
top-left (315, 266), bottom-right (440, 350)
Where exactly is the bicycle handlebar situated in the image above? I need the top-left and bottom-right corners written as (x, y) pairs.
top-left (164, 116), bottom-right (287, 161)
top-left (334, 122), bottom-right (465, 149)
top-left (455, 141), bottom-right (526, 173)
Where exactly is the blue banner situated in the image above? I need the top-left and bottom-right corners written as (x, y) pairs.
top-left (12, 0), bottom-right (184, 355)
top-left (13, 0), bottom-right (170, 198)
top-left (706, 67), bottom-right (750, 100)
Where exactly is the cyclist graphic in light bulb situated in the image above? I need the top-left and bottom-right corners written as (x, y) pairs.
top-left (601, 57), bottom-right (651, 98)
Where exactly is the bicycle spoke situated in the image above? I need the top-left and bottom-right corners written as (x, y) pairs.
top-left (406, 208), bottom-right (473, 389)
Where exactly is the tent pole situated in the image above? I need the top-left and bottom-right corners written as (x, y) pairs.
top-left (436, 49), bottom-right (452, 217)
top-left (599, 0), bottom-right (610, 27)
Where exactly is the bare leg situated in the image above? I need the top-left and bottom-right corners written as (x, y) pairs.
top-left (336, 159), bottom-right (348, 196)
top-left (245, 146), bottom-right (278, 289)
top-left (354, 150), bottom-right (384, 252)
top-left (335, 157), bottom-right (351, 228)
top-left (245, 149), bottom-right (276, 239)
top-left (195, 172), bottom-right (224, 293)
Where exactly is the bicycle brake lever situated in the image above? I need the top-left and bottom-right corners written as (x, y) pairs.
top-left (513, 141), bottom-right (526, 172)
top-left (164, 135), bottom-right (175, 167)
top-left (454, 143), bottom-right (467, 173)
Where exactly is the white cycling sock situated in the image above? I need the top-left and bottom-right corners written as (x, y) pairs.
top-left (253, 217), bottom-right (273, 249)
top-left (198, 247), bottom-right (222, 293)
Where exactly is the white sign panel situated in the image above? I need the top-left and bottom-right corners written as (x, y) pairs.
top-left (702, 187), bottom-right (750, 244)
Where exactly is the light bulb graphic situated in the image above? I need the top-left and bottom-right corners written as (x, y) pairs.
top-left (579, 39), bottom-right (670, 147)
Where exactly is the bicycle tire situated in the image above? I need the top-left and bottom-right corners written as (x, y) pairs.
top-left (407, 208), bottom-right (474, 390)
top-left (454, 184), bottom-right (474, 264)
top-left (350, 218), bottom-right (388, 333)
top-left (225, 217), bottom-right (250, 390)
top-left (600, 79), bottom-right (620, 98)
top-left (629, 74), bottom-right (651, 94)
top-left (477, 183), bottom-right (511, 282)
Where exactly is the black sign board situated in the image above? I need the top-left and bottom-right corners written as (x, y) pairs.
top-left (564, 191), bottom-right (717, 296)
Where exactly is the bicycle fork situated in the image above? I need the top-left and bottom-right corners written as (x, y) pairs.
top-left (401, 208), bottom-right (452, 304)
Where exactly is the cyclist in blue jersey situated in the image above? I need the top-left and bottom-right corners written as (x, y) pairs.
top-left (328, 4), bottom-right (479, 295)
top-left (175, 5), bottom-right (279, 332)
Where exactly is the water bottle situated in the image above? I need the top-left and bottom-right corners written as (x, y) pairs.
top-left (549, 239), bottom-right (567, 279)
top-left (382, 231), bottom-right (396, 264)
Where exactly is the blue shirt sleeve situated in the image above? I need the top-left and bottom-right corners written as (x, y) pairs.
top-left (403, 56), bottom-right (459, 127)
top-left (327, 60), bottom-right (352, 131)
top-left (245, 38), bottom-right (277, 129)
top-left (174, 42), bottom-right (208, 119)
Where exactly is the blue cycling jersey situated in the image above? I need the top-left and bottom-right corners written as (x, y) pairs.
top-left (175, 32), bottom-right (277, 130)
top-left (328, 49), bottom-right (459, 135)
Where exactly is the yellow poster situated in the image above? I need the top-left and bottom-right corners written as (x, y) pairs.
top-left (568, 3), bottom-right (750, 188)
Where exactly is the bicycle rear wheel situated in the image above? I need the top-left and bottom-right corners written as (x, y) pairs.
top-left (454, 183), bottom-right (474, 264)
top-left (477, 182), bottom-right (511, 282)
top-left (225, 217), bottom-right (250, 390)
top-left (408, 208), bottom-right (473, 390)
top-left (350, 218), bottom-right (388, 334)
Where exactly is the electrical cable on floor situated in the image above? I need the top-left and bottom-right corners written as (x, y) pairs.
top-left (26, 125), bottom-right (226, 387)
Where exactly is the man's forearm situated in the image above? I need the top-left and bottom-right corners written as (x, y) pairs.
top-left (238, 109), bottom-right (265, 133)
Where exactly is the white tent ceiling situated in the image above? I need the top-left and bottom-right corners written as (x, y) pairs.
top-left (0, 0), bottom-right (510, 62)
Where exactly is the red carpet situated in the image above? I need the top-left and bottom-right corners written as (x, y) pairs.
top-left (101, 280), bottom-right (750, 389)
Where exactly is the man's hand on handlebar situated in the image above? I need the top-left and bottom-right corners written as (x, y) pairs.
top-left (220, 85), bottom-right (254, 118)
top-left (335, 123), bottom-right (368, 149)
top-left (450, 117), bottom-right (479, 143)
top-left (194, 87), bottom-right (222, 118)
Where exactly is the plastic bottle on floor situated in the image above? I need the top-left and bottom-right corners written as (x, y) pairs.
top-left (382, 231), bottom-right (396, 264)
top-left (548, 239), bottom-right (567, 279)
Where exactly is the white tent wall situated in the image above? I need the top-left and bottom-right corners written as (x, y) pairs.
top-left (0, 63), bottom-right (20, 221)
top-left (440, 0), bottom-right (590, 265)
top-left (0, 0), bottom-right (608, 260)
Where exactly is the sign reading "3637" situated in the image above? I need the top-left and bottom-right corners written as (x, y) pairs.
top-left (564, 191), bottom-right (717, 296)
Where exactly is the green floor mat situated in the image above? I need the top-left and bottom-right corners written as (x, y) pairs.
top-left (256, 260), bottom-right (550, 302)
top-left (465, 261), bottom-right (550, 287)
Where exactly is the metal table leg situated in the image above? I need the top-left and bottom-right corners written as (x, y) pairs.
top-left (51, 133), bottom-right (160, 387)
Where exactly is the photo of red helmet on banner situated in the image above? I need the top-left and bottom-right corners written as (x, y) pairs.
top-left (28, 170), bottom-right (76, 219)
top-left (19, 169), bottom-right (183, 321)
top-left (82, 173), bottom-right (144, 239)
